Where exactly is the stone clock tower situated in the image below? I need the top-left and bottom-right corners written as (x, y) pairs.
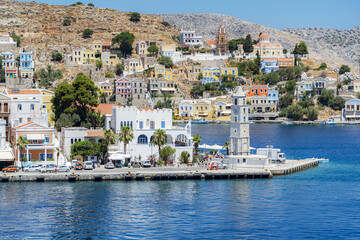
top-left (230, 86), bottom-right (250, 156)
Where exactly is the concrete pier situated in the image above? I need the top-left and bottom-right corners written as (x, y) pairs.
top-left (0, 159), bottom-right (319, 183)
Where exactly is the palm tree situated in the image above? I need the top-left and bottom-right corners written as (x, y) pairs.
top-left (101, 129), bottom-right (116, 163)
top-left (16, 136), bottom-right (29, 169)
top-left (223, 141), bottom-right (230, 156)
top-left (192, 134), bottom-right (202, 156)
top-left (152, 129), bottom-right (167, 163)
top-left (118, 126), bottom-right (134, 154)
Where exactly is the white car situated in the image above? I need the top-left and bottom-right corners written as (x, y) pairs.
top-left (209, 161), bottom-right (227, 169)
top-left (57, 165), bottom-right (71, 172)
top-left (40, 164), bottom-right (57, 173)
top-left (83, 161), bottom-right (93, 170)
top-left (24, 165), bottom-right (41, 172)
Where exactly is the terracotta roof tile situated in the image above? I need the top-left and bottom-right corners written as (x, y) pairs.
top-left (92, 104), bottom-right (119, 115)
top-left (85, 130), bottom-right (105, 138)
top-left (6, 89), bottom-right (41, 95)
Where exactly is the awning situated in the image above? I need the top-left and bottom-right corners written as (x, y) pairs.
top-left (161, 88), bottom-right (176, 91)
top-left (0, 150), bottom-right (15, 161)
top-left (27, 134), bottom-right (44, 140)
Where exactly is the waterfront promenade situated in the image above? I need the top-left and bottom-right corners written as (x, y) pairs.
top-left (1, 158), bottom-right (319, 182)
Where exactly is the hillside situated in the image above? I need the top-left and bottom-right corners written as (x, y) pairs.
top-left (0, 1), bottom-right (179, 67)
top-left (153, 13), bottom-right (359, 71)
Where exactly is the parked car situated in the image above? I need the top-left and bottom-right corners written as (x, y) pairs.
top-left (24, 165), bottom-right (41, 172)
top-left (83, 161), bottom-right (93, 170)
top-left (141, 160), bottom-right (151, 168)
top-left (105, 162), bottom-right (115, 169)
top-left (40, 164), bottom-right (56, 173)
top-left (2, 165), bottom-right (18, 172)
top-left (75, 163), bottom-right (83, 170)
top-left (57, 165), bottom-right (71, 172)
top-left (71, 160), bottom-right (78, 169)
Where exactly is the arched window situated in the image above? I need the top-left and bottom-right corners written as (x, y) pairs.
top-left (138, 135), bottom-right (148, 144)
top-left (175, 134), bottom-right (188, 147)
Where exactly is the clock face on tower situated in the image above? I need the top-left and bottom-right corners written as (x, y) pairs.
top-left (233, 108), bottom-right (239, 115)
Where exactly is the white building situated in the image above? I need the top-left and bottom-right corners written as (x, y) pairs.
top-left (0, 32), bottom-right (17, 51)
top-left (0, 119), bottom-right (15, 168)
top-left (136, 41), bottom-right (148, 55)
top-left (160, 44), bottom-right (183, 63)
top-left (180, 30), bottom-right (203, 47)
top-left (179, 100), bottom-right (195, 118)
top-left (227, 87), bottom-right (271, 168)
top-left (111, 106), bottom-right (193, 162)
top-left (4, 89), bottom-right (49, 127)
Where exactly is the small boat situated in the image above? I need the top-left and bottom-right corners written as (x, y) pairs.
top-left (281, 121), bottom-right (293, 125)
top-left (347, 122), bottom-right (358, 125)
top-left (316, 158), bottom-right (329, 163)
top-left (192, 118), bottom-right (209, 124)
top-left (320, 119), bottom-right (337, 125)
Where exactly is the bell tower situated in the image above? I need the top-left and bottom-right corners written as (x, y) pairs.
top-left (230, 86), bottom-right (250, 156)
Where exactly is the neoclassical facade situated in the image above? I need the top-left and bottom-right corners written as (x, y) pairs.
top-left (111, 106), bottom-right (193, 162)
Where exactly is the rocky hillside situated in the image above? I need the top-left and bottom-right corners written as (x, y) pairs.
top-left (153, 13), bottom-right (359, 71)
top-left (0, 1), bottom-right (179, 67)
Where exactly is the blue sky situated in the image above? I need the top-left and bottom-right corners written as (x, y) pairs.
top-left (18, 0), bottom-right (360, 29)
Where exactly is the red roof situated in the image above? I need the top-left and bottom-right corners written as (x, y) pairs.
top-left (259, 33), bottom-right (270, 38)
top-left (92, 104), bottom-right (119, 115)
top-left (6, 89), bottom-right (41, 95)
top-left (102, 42), bottom-right (111, 46)
top-left (140, 107), bottom-right (157, 112)
top-left (205, 40), bottom-right (216, 46)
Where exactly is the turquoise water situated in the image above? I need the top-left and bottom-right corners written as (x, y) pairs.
top-left (1, 125), bottom-right (360, 239)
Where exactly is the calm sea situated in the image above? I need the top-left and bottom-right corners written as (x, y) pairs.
top-left (0, 124), bottom-right (359, 239)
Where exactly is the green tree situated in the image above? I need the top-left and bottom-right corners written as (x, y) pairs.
top-left (63, 18), bottom-right (72, 26)
top-left (55, 113), bottom-right (77, 131)
top-left (278, 94), bottom-right (294, 109)
top-left (82, 29), bottom-right (94, 38)
top-left (318, 89), bottom-right (335, 106)
top-left (227, 38), bottom-right (244, 52)
top-left (339, 65), bottom-right (351, 75)
top-left (86, 110), bottom-right (104, 129)
top-left (285, 80), bottom-right (297, 94)
top-left (72, 75), bottom-right (100, 124)
top-left (129, 12), bottom-right (141, 22)
top-left (297, 97), bottom-right (314, 109)
top-left (304, 106), bottom-right (318, 121)
top-left (158, 56), bottom-right (174, 68)
top-left (92, 142), bottom-right (107, 163)
top-left (330, 96), bottom-right (346, 111)
top-left (293, 42), bottom-right (308, 56)
top-left (119, 126), bottom-right (134, 154)
top-left (88, 3), bottom-right (94, 7)
top-left (105, 72), bottom-right (114, 78)
top-left (51, 81), bottom-right (75, 122)
top-left (10, 32), bottom-right (21, 47)
top-left (95, 59), bottom-right (103, 70)
top-left (192, 134), bottom-right (202, 156)
top-left (35, 65), bottom-right (63, 88)
top-left (243, 34), bottom-right (254, 54)
top-left (223, 141), bottom-right (230, 155)
top-left (100, 129), bottom-right (116, 162)
top-left (281, 105), bottom-right (304, 120)
top-left (16, 136), bottom-right (29, 167)
top-left (160, 145), bottom-right (176, 165)
top-left (179, 151), bottom-right (190, 164)
top-left (71, 140), bottom-right (93, 161)
top-left (51, 52), bottom-right (63, 62)
top-left (190, 85), bottom-right (205, 98)
top-left (152, 129), bottom-right (167, 161)
top-left (115, 63), bottom-right (124, 76)
top-left (112, 32), bottom-right (135, 56)
top-left (147, 44), bottom-right (159, 55)
top-left (283, 49), bottom-right (288, 54)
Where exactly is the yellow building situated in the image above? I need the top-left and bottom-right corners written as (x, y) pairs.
top-left (83, 50), bottom-right (96, 65)
top-left (202, 67), bottom-right (221, 81)
top-left (238, 34), bottom-right (283, 58)
top-left (154, 64), bottom-right (166, 78)
top-left (93, 41), bottom-right (102, 54)
top-left (220, 67), bottom-right (238, 77)
top-left (97, 80), bottom-right (113, 96)
top-left (40, 89), bottom-right (55, 126)
top-left (354, 80), bottom-right (360, 93)
top-left (124, 58), bottom-right (143, 73)
top-left (164, 68), bottom-right (173, 80)
top-left (101, 52), bottom-right (118, 67)
top-left (194, 100), bottom-right (212, 119)
top-left (71, 47), bottom-right (83, 65)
